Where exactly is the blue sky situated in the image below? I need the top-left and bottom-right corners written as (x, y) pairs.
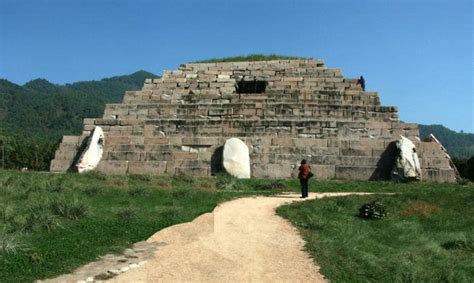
top-left (0, 0), bottom-right (472, 132)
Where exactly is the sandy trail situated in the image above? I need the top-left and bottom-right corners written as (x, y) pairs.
top-left (111, 192), bottom-right (372, 282)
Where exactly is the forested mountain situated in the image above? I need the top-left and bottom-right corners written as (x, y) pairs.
top-left (418, 124), bottom-right (474, 159)
top-left (0, 71), bottom-right (156, 137)
top-left (0, 71), bottom-right (472, 171)
top-left (0, 71), bottom-right (157, 170)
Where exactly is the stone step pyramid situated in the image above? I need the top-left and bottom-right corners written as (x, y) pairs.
top-left (50, 59), bottom-right (457, 182)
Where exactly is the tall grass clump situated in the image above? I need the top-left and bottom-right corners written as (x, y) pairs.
top-left (50, 197), bottom-right (89, 220)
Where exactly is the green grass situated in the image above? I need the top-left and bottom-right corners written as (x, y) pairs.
top-left (0, 170), bottom-right (280, 282)
top-left (2, 170), bottom-right (472, 282)
top-left (192, 54), bottom-right (307, 63)
top-left (277, 182), bottom-right (474, 282)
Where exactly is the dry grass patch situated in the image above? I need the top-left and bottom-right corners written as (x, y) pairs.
top-left (400, 200), bottom-right (441, 217)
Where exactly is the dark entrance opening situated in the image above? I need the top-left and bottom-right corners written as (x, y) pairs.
top-left (236, 80), bottom-right (267, 94)
top-left (210, 146), bottom-right (225, 175)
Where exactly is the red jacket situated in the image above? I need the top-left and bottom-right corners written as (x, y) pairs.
top-left (298, 164), bottom-right (311, 180)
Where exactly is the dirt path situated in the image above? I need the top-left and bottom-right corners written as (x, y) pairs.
top-left (111, 192), bottom-right (372, 282)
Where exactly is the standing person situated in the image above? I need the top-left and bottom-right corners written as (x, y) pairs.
top-left (298, 159), bottom-right (312, 198)
top-left (358, 75), bottom-right (366, 91)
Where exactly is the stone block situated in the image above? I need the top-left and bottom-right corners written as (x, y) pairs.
top-left (422, 168), bottom-right (456, 183)
top-left (50, 159), bottom-right (72, 172)
top-left (107, 151), bottom-right (141, 161)
top-left (175, 167), bottom-right (209, 176)
top-left (267, 163), bottom-right (292, 178)
top-left (335, 166), bottom-right (377, 180)
top-left (107, 136), bottom-right (131, 145)
top-left (62, 135), bottom-right (81, 144)
top-left (96, 161), bottom-right (129, 174)
top-left (311, 164), bottom-right (336, 180)
top-left (128, 161), bottom-right (166, 175)
top-left (144, 137), bottom-right (169, 145)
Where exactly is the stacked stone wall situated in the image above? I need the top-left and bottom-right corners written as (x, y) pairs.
top-left (50, 60), bottom-right (456, 182)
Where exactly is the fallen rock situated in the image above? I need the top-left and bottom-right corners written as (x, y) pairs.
top-left (223, 138), bottom-right (251, 178)
top-left (76, 126), bottom-right (105, 173)
top-left (392, 135), bottom-right (421, 181)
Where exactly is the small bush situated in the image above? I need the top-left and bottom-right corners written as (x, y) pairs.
top-left (441, 240), bottom-right (474, 252)
top-left (51, 198), bottom-right (89, 220)
top-left (0, 232), bottom-right (28, 254)
top-left (358, 200), bottom-right (387, 219)
top-left (255, 179), bottom-right (286, 190)
top-left (458, 178), bottom-right (470, 185)
top-left (215, 175), bottom-right (243, 191)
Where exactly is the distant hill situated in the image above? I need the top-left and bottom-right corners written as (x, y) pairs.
top-left (0, 71), bottom-right (158, 170)
top-left (418, 124), bottom-right (474, 159)
top-left (0, 70), bottom-right (157, 138)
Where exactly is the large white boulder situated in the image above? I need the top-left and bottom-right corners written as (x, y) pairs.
top-left (392, 135), bottom-right (421, 181)
top-left (223, 138), bottom-right (251, 179)
top-left (76, 126), bottom-right (105, 173)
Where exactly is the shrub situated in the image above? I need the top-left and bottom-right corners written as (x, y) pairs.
top-left (255, 179), bottom-right (286, 190)
top-left (441, 240), bottom-right (474, 252)
top-left (358, 200), bottom-right (387, 219)
top-left (0, 232), bottom-right (28, 254)
top-left (215, 175), bottom-right (243, 191)
top-left (51, 198), bottom-right (89, 220)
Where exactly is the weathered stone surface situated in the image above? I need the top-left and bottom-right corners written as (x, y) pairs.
top-left (50, 59), bottom-right (456, 182)
top-left (223, 138), bottom-right (250, 179)
top-left (76, 127), bottom-right (105, 173)
top-left (391, 136), bottom-right (421, 181)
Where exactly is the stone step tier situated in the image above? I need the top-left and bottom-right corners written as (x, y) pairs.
top-left (50, 59), bottom-right (456, 182)
top-left (51, 132), bottom-right (455, 183)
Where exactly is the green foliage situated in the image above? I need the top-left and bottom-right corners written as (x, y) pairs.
top-left (215, 174), bottom-right (244, 191)
top-left (0, 71), bottom-right (157, 170)
top-left (358, 200), bottom-right (387, 219)
top-left (453, 157), bottom-right (474, 181)
top-left (192, 54), bottom-right (307, 63)
top-left (419, 124), bottom-right (474, 158)
top-left (254, 179), bottom-right (287, 190)
top-left (0, 171), bottom-right (266, 282)
top-left (50, 197), bottom-right (89, 220)
top-left (278, 185), bottom-right (474, 282)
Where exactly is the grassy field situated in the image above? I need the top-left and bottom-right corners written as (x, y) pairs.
top-left (192, 54), bottom-right (306, 63)
top-left (278, 182), bottom-right (474, 282)
top-left (1, 171), bottom-right (472, 282)
top-left (0, 171), bottom-right (281, 282)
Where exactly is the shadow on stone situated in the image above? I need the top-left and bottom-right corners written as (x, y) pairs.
top-left (67, 136), bottom-right (90, 173)
top-left (210, 146), bottom-right (225, 176)
top-left (370, 141), bottom-right (397, 180)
